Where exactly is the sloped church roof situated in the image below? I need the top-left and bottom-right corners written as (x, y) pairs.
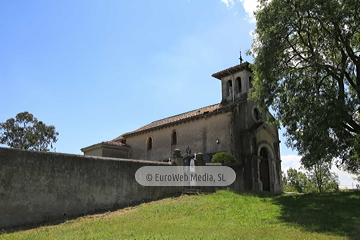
top-left (82, 62), bottom-right (251, 150)
top-left (107, 103), bottom-right (223, 144)
top-left (111, 61), bottom-right (252, 140)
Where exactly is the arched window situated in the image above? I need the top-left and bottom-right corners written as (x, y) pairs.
top-left (227, 80), bottom-right (233, 97)
top-left (171, 130), bottom-right (177, 145)
top-left (147, 137), bottom-right (153, 150)
top-left (236, 77), bottom-right (242, 93)
top-left (260, 147), bottom-right (269, 159)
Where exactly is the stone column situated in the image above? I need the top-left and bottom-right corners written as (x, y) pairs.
top-left (253, 156), bottom-right (263, 191)
top-left (195, 152), bottom-right (205, 166)
top-left (274, 159), bottom-right (283, 192)
top-left (269, 158), bottom-right (275, 192)
top-left (171, 149), bottom-right (183, 166)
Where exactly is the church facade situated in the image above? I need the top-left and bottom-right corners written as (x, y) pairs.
top-left (81, 62), bottom-right (283, 192)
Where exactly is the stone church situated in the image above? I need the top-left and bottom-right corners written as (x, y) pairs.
top-left (81, 62), bottom-right (283, 192)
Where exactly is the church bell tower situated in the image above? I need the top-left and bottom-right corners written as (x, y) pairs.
top-left (211, 61), bottom-right (254, 105)
top-left (212, 61), bottom-right (282, 193)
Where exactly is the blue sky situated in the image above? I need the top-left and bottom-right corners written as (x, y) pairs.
top-left (1, 0), bottom-right (357, 188)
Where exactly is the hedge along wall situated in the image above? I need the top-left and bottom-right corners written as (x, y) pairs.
top-left (0, 147), bottom-right (182, 228)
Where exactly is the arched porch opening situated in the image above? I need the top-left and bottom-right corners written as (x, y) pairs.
top-left (259, 147), bottom-right (270, 191)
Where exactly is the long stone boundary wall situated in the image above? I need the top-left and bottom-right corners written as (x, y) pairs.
top-left (0, 147), bottom-right (182, 229)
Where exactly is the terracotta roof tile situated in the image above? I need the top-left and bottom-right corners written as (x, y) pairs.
top-left (81, 140), bottom-right (129, 152)
top-left (84, 63), bottom-right (252, 150)
top-left (118, 103), bottom-right (223, 138)
top-left (103, 140), bottom-right (127, 146)
top-left (107, 63), bottom-right (251, 141)
top-left (110, 135), bottom-right (125, 142)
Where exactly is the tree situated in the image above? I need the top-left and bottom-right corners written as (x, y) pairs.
top-left (283, 168), bottom-right (308, 193)
top-left (250, 0), bottom-right (360, 173)
top-left (352, 174), bottom-right (360, 189)
top-left (304, 160), bottom-right (339, 193)
top-left (211, 152), bottom-right (238, 164)
top-left (353, 174), bottom-right (360, 182)
top-left (283, 165), bottom-right (339, 193)
top-left (0, 112), bottom-right (59, 151)
top-left (353, 174), bottom-right (360, 189)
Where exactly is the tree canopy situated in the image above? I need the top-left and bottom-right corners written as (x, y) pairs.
top-left (0, 112), bottom-right (59, 152)
top-left (283, 168), bottom-right (308, 193)
top-left (304, 160), bottom-right (339, 193)
top-left (251, 0), bottom-right (360, 173)
top-left (283, 164), bottom-right (339, 193)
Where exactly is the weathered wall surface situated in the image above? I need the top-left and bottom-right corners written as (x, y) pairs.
top-left (127, 113), bottom-right (232, 162)
top-left (82, 144), bottom-right (130, 159)
top-left (84, 147), bottom-right (102, 157)
top-left (0, 147), bottom-right (182, 229)
top-left (102, 146), bottom-right (130, 159)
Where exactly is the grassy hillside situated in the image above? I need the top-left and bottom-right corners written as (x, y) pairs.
top-left (1, 190), bottom-right (359, 239)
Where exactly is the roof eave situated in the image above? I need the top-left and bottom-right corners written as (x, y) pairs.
top-left (122, 109), bottom-right (223, 137)
top-left (211, 62), bottom-right (252, 80)
top-left (81, 142), bottom-right (130, 153)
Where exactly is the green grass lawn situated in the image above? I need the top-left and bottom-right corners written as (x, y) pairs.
top-left (1, 190), bottom-right (359, 239)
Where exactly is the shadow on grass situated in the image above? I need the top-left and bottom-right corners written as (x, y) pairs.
top-left (271, 191), bottom-right (360, 239)
top-left (228, 190), bottom-right (360, 239)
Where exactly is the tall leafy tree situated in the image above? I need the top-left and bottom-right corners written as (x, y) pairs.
top-left (304, 161), bottom-right (339, 193)
top-left (283, 166), bottom-right (339, 193)
top-left (0, 112), bottom-right (59, 151)
top-left (251, 0), bottom-right (360, 173)
top-left (283, 168), bottom-right (308, 193)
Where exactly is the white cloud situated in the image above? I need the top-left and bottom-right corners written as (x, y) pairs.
top-left (330, 166), bottom-right (359, 189)
top-left (220, 0), bottom-right (258, 23)
top-left (221, 0), bottom-right (235, 8)
top-left (281, 155), bottom-right (302, 169)
top-left (239, 0), bottom-right (258, 23)
top-left (340, 180), bottom-right (360, 190)
top-left (331, 166), bottom-right (355, 179)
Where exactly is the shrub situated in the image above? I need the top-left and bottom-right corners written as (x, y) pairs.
top-left (283, 185), bottom-right (298, 193)
top-left (211, 152), bottom-right (237, 164)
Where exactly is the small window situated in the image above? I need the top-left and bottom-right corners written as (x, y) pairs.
top-left (171, 131), bottom-right (177, 145)
top-left (249, 76), bottom-right (253, 89)
top-left (147, 137), bottom-right (153, 150)
top-left (236, 77), bottom-right (242, 93)
top-left (227, 80), bottom-right (233, 97)
top-left (253, 108), bottom-right (260, 121)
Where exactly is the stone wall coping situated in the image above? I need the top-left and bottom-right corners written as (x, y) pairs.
top-left (0, 147), bottom-right (171, 165)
